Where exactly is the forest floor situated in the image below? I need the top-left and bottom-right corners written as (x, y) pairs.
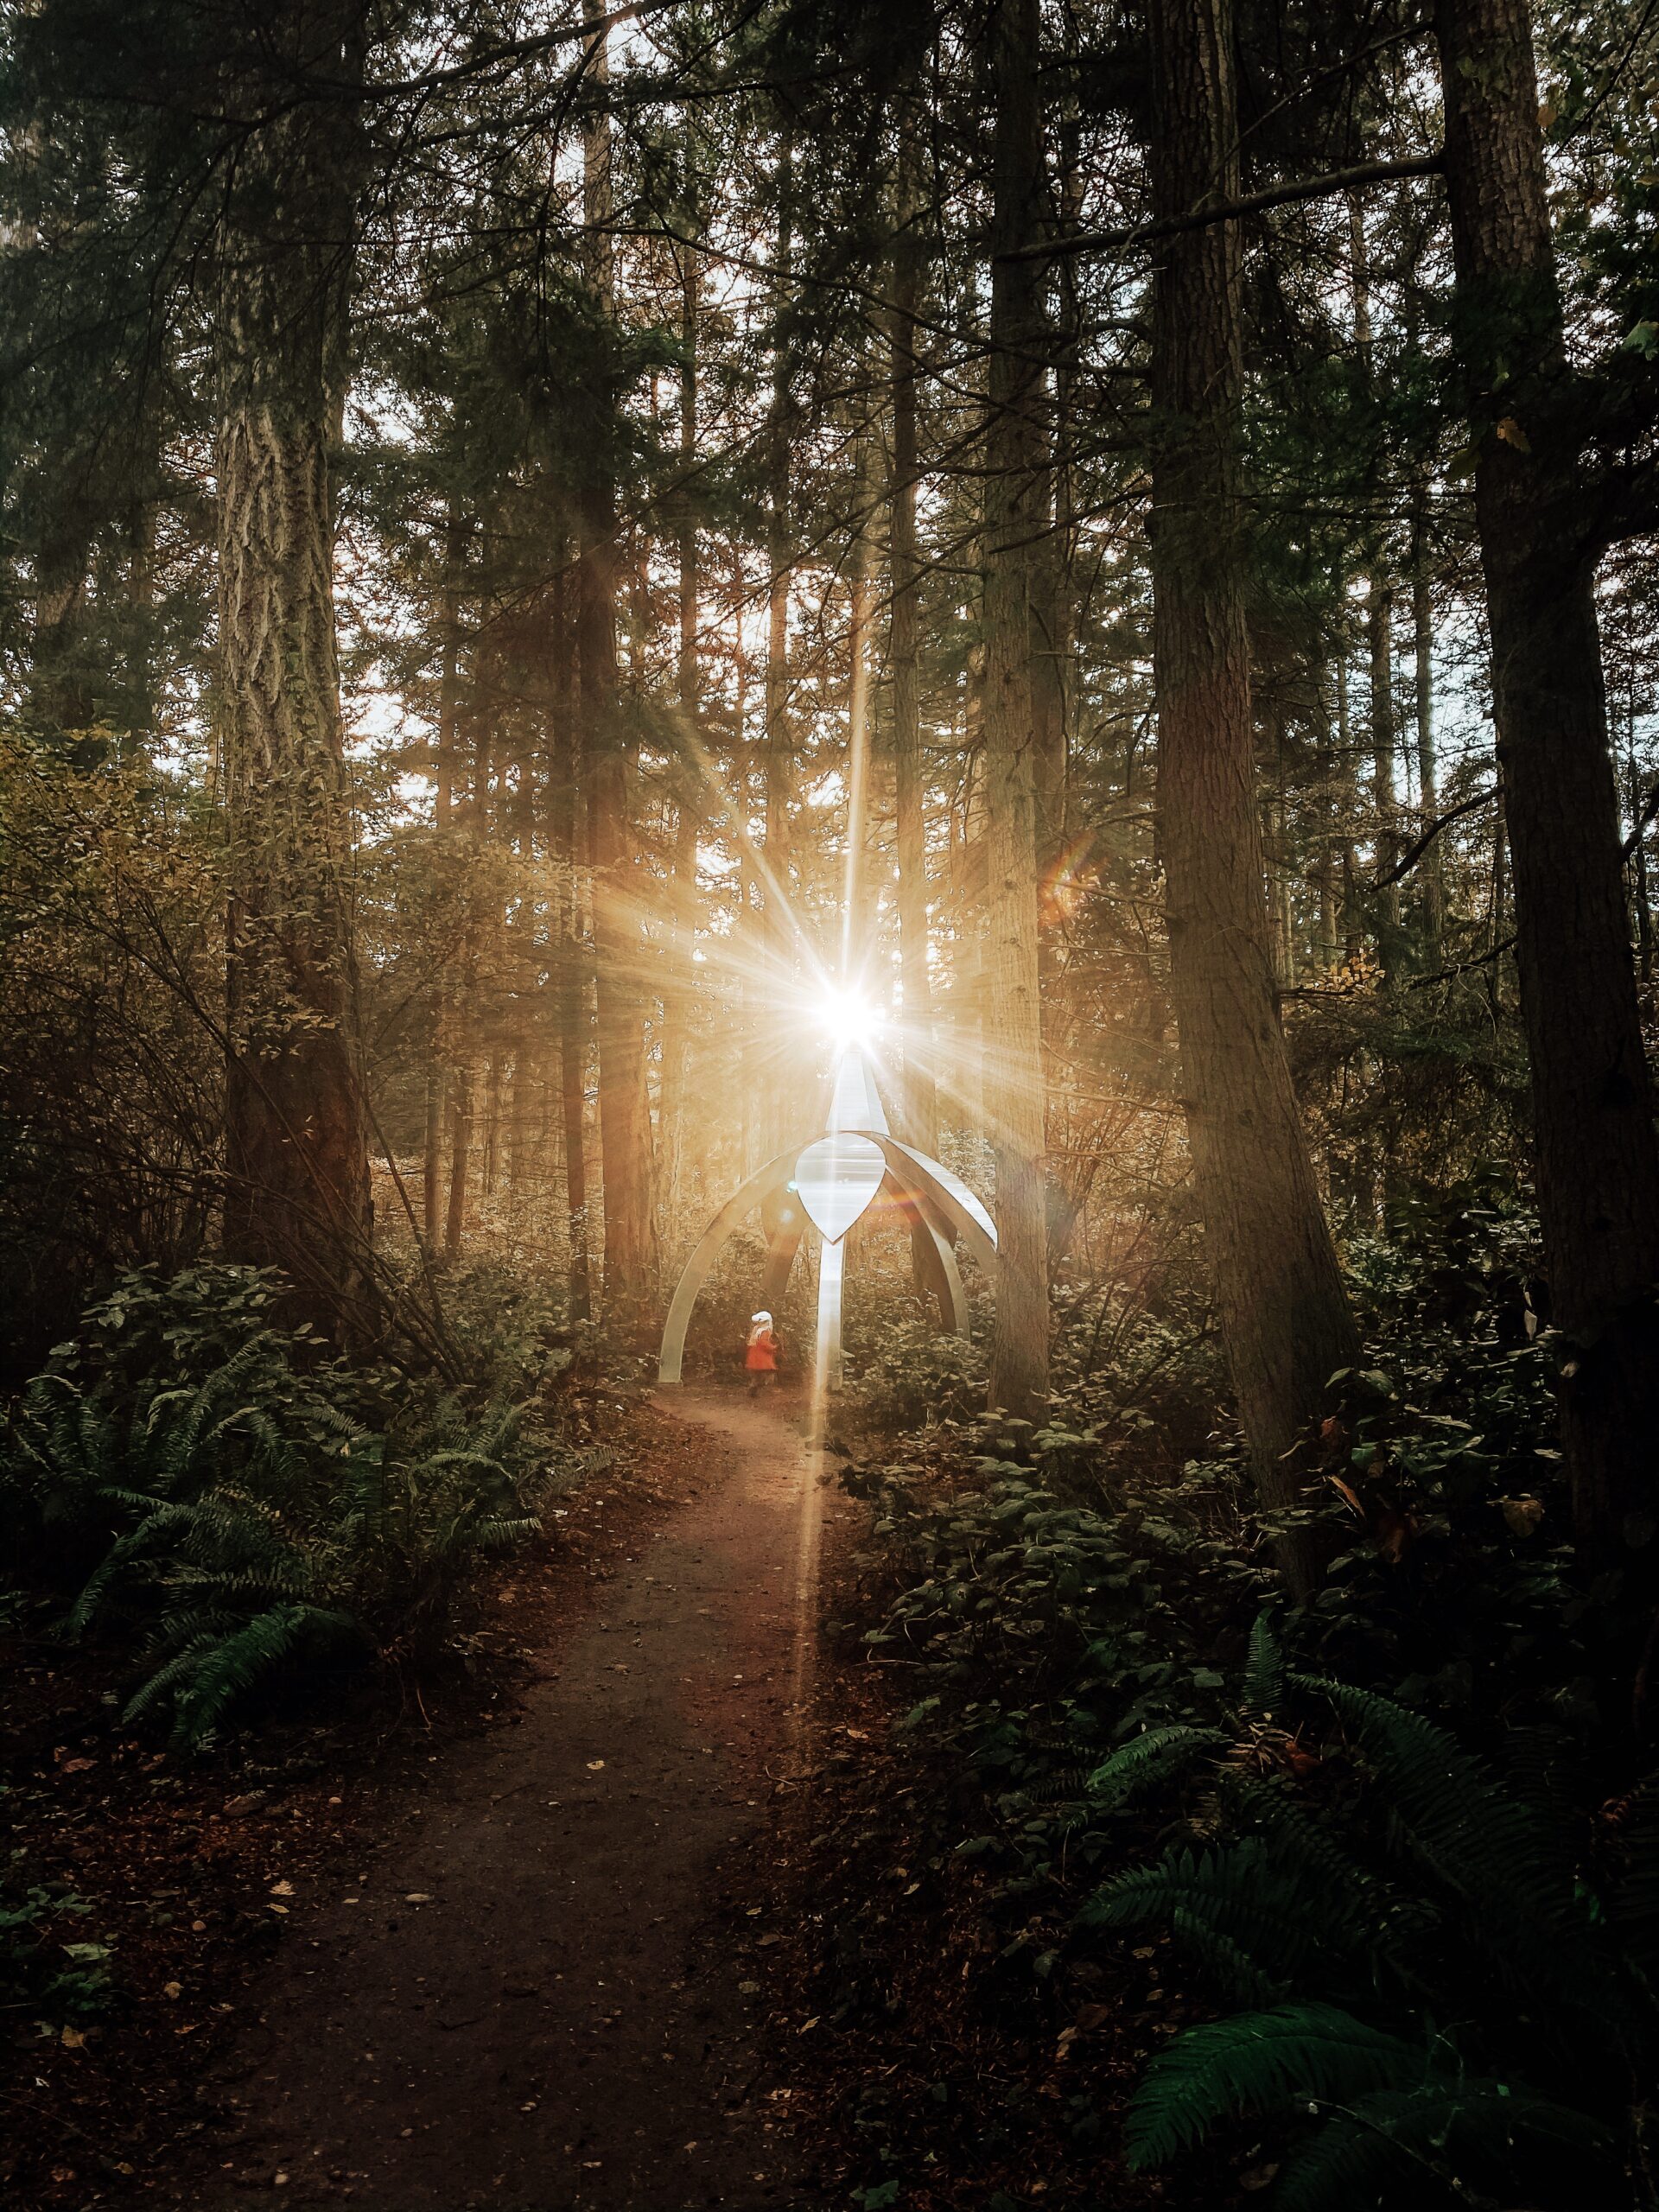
top-left (8, 1388), bottom-right (1191, 2212)
top-left (144, 1388), bottom-right (841, 2211)
top-left (3, 1387), bottom-right (854, 2212)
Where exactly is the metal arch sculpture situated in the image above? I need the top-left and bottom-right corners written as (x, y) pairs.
top-left (656, 1044), bottom-right (998, 1389)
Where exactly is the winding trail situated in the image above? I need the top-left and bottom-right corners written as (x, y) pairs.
top-left (169, 1392), bottom-right (834, 2212)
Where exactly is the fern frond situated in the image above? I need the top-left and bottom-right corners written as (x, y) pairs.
top-left (1123, 2004), bottom-right (1430, 2169)
top-left (163, 1604), bottom-right (359, 1745)
top-left (1273, 2082), bottom-right (1624, 2212)
top-left (1243, 1611), bottom-right (1284, 1719)
top-left (1295, 1676), bottom-right (1574, 1921)
top-left (1086, 1726), bottom-right (1230, 1813)
top-left (1084, 1837), bottom-right (1370, 2003)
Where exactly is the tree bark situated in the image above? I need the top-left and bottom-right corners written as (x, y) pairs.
top-left (1147, 0), bottom-right (1359, 1573)
top-left (982, 0), bottom-right (1051, 1422)
top-left (888, 132), bottom-right (938, 1156)
top-left (1368, 581), bottom-right (1407, 976)
top-left (761, 138), bottom-right (795, 1157)
top-left (1410, 485), bottom-right (1445, 963)
top-left (216, 3), bottom-right (373, 1342)
top-left (656, 241), bottom-right (701, 1249)
top-left (1434, 0), bottom-right (1659, 1553)
top-left (581, 1), bottom-right (655, 1338)
top-left (549, 565), bottom-right (592, 1326)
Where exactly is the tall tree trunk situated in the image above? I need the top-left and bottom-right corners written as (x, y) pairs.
top-left (550, 586), bottom-right (592, 1326)
top-left (982, 0), bottom-right (1050, 1422)
top-left (657, 242), bottom-right (701, 1249)
top-left (1315, 669), bottom-right (1340, 963)
top-left (1336, 650), bottom-right (1363, 963)
top-left (1630, 740), bottom-right (1654, 986)
top-left (443, 1063), bottom-right (472, 1262)
top-left (761, 138), bottom-right (795, 1154)
top-left (216, 6), bottom-right (372, 1342)
top-left (581, 2), bottom-right (655, 1337)
top-left (1435, 0), bottom-right (1659, 1553)
top-left (423, 1067), bottom-right (443, 1250)
top-left (1147, 0), bottom-right (1358, 1573)
top-left (888, 135), bottom-right (938, 1155)
top-left (1410, 484), bottom-right (1445, 963)
top-left (1368, 581), bottom-right (1406, 976)
top-left (844, 431), bottom-right (876, 982)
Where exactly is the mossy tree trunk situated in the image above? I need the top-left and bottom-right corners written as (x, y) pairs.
top-left (217, 2), bottom-right (373, 1342)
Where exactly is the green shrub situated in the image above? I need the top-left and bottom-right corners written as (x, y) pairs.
top-left (0, 1265), bottom-right (556, 1743)
top-left (1084, 1631), bottom-right (1659, 2210)
top-left (0, 1882), bottom-right (114, 2028)
top-left (846, 1449), bottom-right (1266, 1893)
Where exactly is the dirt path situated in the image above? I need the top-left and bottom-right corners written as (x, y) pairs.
top-left (166, 1392), bottom-right (834, 2212)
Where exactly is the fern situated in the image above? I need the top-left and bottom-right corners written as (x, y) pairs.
top-left (1243, 1611), bottom-right (1285, 1718)
top-left (3, 1270), bottom-right (550, 1741)
top-left (1612, 1777), bottom-right (1659, 1981)
top-left (164, 1605), bottom-right (359, 1745)
top-left (1123, 2004), bottom-right (1430, 2168)
top-left (1087, 1725), bottom-right (1230, 1812)
top-left (1295, 1673), bottom-right (1625, 2031)
top-left (1084, 1836), bottom-right (1376, 2005)
top-left (1272, 2083), bottom-right (1624, 2212)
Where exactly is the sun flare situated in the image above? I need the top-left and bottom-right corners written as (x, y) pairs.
top-left (813, 983), bottom-right (883, 1052)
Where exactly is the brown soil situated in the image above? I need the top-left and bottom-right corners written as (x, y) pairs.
top-left (0, 1389), bottom-right (858, 2202)
top-left (124, 1389), bottom-right (845, 2212)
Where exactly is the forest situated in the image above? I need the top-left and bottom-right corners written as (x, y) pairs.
top-left (3, 0), bottom-right (1659, 2205)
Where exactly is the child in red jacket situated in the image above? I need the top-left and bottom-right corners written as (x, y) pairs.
top-left (745, 1311), bottom-right (779, 1397)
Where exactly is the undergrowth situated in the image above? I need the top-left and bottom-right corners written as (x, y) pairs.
top-left (823, 1179), bottom-right (1650, 2209)
top-left (0, 1262), bottom-right (585, 1744)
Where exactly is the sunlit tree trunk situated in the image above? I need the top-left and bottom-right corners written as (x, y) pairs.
top-left (216, 4), bottom-right (372, 1341)
top-left (1435, 0), bottom-right (1659, 1553)
top-left (1368, 582), bottom-right (1406, 976)
top-left (845, 431), bottom-right (876, 976)
top-left (656, 240), bottom-right (701, 1250)
top-left (982, 0), bottom-right (1050, 1421)
top-left (889, 130), bottom-right (938, 1159)
top-left (1148, 0), bottom-right (1358, 1576)
top-left (549, 564), bottom-right (592, 1325)
top-left (761, 138), bottom-right (795, 1155)
top-left (581, 2), bottom-right (655, 1336)
top-left (423, 508), bottom-right (467, 1254)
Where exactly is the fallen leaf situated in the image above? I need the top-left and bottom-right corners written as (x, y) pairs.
top-left (59, 1757), bottom-right (96, 1775)
top-left (404, 1892), bottom-right (434, 1904)
top-left (269, 1880), bottom-right (295, 1897)
top-left (586, 1760), bottom-right (606, 1771)
top-left (163, 1981), bottom-right (182, 2000)
top-left (60, 2026), bottom-right (86, 2050)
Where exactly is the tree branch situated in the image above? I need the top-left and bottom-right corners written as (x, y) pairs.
top-left (1370, 785), bottom-right (1497, 891)
top-left (1624, 776), bottom-right (1659, 863)
top-left (1006, 154), bottom-right (1444, 263)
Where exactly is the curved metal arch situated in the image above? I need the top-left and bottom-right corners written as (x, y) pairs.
top-left (658, 1147), bottom-right (803, 1385)
top-left (862, 1136), bottom-right (998, 1280)
top-left (887, 1184), bottom-right (969, 1335)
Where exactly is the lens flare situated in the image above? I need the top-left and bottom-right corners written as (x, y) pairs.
top-left (814, 983), bottom-right (882, 1050)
